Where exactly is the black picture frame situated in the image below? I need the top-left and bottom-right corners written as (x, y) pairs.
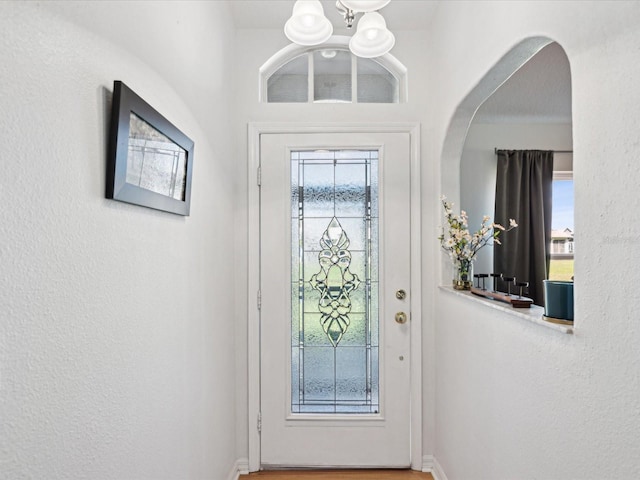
top-left (107, 81), bottom-right (194, 216)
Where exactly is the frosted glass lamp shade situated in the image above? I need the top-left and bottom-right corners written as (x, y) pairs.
top-left (284, 0), bottom-right (333, 46)
top-left (340, 0), bottom-right (390, 12)
top-left (349, 12), bottom-right (395, 58)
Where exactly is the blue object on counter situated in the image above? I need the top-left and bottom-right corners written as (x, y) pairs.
top-left (543, 280), bottom-right (574, 320)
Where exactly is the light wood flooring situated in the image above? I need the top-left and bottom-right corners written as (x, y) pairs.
top-left (240, 470), bottom-right (433, 479)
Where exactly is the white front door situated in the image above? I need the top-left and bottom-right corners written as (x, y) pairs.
top-left (259, 132), bottom-right (412, 468)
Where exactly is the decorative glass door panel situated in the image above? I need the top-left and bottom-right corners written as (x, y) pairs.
top-left (291, 150), bottom-right (378, 414)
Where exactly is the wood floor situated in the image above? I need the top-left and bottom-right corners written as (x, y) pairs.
top-left (240, 470), bottom-right (433, 479)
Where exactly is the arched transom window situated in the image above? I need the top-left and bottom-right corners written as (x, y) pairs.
top-left (260, 37), bottom-right (407, 104)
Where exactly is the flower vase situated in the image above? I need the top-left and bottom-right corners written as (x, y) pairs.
top-left (453, 259), bottom-right (473, 290)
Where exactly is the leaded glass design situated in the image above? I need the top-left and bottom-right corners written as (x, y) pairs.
top-left (309, 217), bottom-right (360, 346)
top-left (291, 150), bottom-right (379, 414)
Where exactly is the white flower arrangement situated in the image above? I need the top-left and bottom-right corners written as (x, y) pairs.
top-left (438, 196), bottom-right (517, 265)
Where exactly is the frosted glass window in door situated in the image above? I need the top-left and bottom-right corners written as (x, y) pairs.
top-left (291, 150), bottom-right (379, 414)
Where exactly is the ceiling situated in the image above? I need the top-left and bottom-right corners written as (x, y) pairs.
top-left (473, 42), bottom-right (572, 124)
top-left (229, 0), bottom-right (440, 33)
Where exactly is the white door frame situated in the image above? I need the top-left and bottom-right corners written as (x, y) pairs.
top-left (247, 122), bottom-right (422, 472)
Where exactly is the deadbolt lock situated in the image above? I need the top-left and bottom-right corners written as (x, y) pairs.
top-left (395, 289), bottom-right (407, 300)
top-left (395, 312), bottom-right (408, 324)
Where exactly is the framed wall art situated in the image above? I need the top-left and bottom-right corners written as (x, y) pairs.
top-left (107, 80), bottom-right (194, 216)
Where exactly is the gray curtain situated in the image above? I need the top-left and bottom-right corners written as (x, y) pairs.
top-left (494, 150), bottom-right (554, 306)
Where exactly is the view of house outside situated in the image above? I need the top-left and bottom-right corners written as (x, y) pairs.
top-left (549, 179), bottom-right (574, 281)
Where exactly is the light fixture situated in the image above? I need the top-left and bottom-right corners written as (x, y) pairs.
top-left (349, 11), bottom-right (395, 58)
top-left (284, 0), bottom-right (395, 57)
top-left (339, 0), bottom-right (390, 12)
top-left (284, 0), bottom-right (333, 46)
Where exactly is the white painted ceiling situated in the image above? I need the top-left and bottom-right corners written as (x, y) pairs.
top-left (474, 42), bottom-right (572, 124)
top-left (230, 1), bottom-right (572, 124)
top-left (229, 0), bottom-right (440, 33)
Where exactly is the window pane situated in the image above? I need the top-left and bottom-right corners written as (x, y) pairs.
top-left (357, 57), bottom-right (398, 103)
top-left (268, 54), bottom-right (308, 102)
top-left (313, 50), bottom-right (352, 103)
top-left (291, 150), bottom-right (379, 414)
top-left (549, 179), bottom-right (574, 281)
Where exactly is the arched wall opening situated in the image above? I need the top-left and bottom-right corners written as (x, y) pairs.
top-left (439, 36), bottom-right (573, 290)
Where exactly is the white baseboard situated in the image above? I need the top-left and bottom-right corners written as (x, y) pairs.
top-left (432, 458), bottom-right (448, 480)
top-left (422, 454), bottom-right (435, 473)
top-left (422, 455), bottom-right (448, 480)
top-left (226, 458), bottom-right (250, 480)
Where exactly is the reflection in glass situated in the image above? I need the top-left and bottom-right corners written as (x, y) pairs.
top-left (357, 57), bottom-right (398, 103)
top-left (126, 113), bottom-right (187, 200)
top-left (313, 50), bottom-right (352, 103)
top-left (291, 150), bottom-right (379, 414)
top-left (268, 54), bottom-right (308, 103)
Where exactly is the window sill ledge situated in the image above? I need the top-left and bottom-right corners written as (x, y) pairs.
top-left (438, 286), bottom-right (574, 334)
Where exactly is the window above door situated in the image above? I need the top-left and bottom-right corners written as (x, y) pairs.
top-left (260, 36), bottom-right (407, 104)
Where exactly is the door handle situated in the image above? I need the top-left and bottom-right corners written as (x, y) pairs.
top-left (395, 312), bottom-right (408, 324)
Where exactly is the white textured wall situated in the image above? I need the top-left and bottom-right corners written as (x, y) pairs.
top-left (0, 2), bottom-right (238, 478)
top-left (432, 1), bottom-right (640, 479)
top-left (460, 123), bottom-right (573, 274)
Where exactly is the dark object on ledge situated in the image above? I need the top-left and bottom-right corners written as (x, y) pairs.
top-left (471, 273), bottom-right (533, 308)
top-left (470, 287), bottom-right (534, 308)
top-left (543, 280), bottom-right (574, 322)
top-left (473, 273), bottom-right (489, 290)
top-left (516, 281), bottom-right (529, 298)
top-left (490, 273), bottom-right (502, 292)
top-left (502, 276), bottom-right (516, 295)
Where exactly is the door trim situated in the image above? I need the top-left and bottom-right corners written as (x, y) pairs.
top-left (247, 122), bottom-right (422, 472)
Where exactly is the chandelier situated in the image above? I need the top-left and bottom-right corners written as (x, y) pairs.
top-left (284, 0), bottom-right (395, 58)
